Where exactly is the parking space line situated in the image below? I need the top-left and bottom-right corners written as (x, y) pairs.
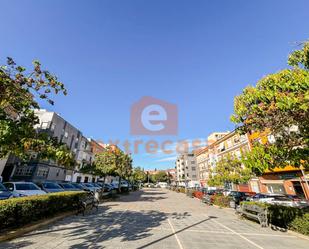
top-left (168, 219), bottom-right (184, 249)
top-left (150, 227), bottom-right (296, 238)
top-left (204, 215), bottom-right (264, 249)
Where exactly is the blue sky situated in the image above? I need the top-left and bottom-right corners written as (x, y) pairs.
top-left (1, 0), bottom-right (309, 170)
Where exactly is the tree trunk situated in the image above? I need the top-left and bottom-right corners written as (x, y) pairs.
top-left (118, 176), bottom-right (122, 193)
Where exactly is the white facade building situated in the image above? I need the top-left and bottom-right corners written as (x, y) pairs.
top-left (176, 153), bottom-right (199, 187)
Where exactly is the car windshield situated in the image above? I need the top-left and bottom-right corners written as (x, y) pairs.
top-left (43, 183), bottom-right (62, 189)
top-left (84, 183), bottom-right (93, 187)
top-left (0, 183), bottom-right (7, 191)
top-left (62, 184), bottom-right (75, 189)
top-left (16, 183), bottom-right (40, 190)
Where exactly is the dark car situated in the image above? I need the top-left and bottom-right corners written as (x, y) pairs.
top-left (202, 189), bottom-right (222, 204)
top-left (71, 182), bottom-right (87, 191)
top-left (96, 183), bottom-right (112, 192)
top-left (0, 183), bottom-right (13, 200)
top-left (37, 182), bottom-right (64, 193)
top-left (58, 183), bottom-right (80, 191)
top-left (229, 191), bottom-right (256, 205)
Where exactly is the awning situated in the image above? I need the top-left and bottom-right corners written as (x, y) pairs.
top-left (260, 179), bottom-right (284, 184)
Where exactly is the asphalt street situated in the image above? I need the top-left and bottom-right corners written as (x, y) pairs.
top-left (1, 188), bottom-right (309, 249)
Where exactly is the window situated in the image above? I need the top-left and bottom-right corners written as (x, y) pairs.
top-left (192, 175), bottom-right (196, 178)
top-left (191, 161), bottom-right (195, 164)
top-left (267, 184), bottom-right (286, 194)
top-left (191, 167), bottom-right (196, 171)
top-left (234, 136), bottom-right (240, 143)
top-left (14, 166), bottom-right (34, 176)
top-left (41, 122), bottom-right (49, 129)
top-left (64, 131), bottom-right (68, 138)
top-left (36, 167), bottom-right (49, 178)
top-left (227, 139), bottom-right (232, 148)
top-left (50, 122), bottom-right (56, 131)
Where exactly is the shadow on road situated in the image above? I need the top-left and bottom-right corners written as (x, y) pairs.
top-left (116, 189), bottom-right (167, 203)
top-left (0, 190), bottom-right (216, 249)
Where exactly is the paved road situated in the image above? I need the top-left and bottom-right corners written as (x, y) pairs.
top-left (1, 189), bottom-right (309, 249)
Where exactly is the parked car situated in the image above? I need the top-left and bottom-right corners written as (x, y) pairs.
top-left (246, 193), bottom-right (284, 202)
top-left (58, 183), bottom-right (80, 191)
top-left (36, 182), bottom-right (64, 193)
top-left (97, 183), bottom-right (113, 192)
top-left (71, 182), bottom-right (87, 191)
top-left (3, 182), bottom-right (46, 197)
top-left (92, 183), bottom-right (104, 191)
top-left (229, 191), bottom-right (256, 205)
top-left (248, 193), bottom-right (309, 208)
top-left (0, 182), bottom-right (13, 200)
top-left (80, 183), bottom-right (99, 192)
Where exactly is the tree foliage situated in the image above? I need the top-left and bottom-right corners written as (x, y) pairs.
top-left (94, 146), bottom-right (133, 179)
top-left (208, 155), bottom-right (253, 187)
top-left (0, 57), bottom-right (73, 166)
top-left (231, 42), bottom-right (309, 169)
top-left (132, 167), bottom-right (146, 182)
top-left (152, 170), bottom-right (169, 183)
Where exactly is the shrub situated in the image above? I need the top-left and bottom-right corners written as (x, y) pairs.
top-left (0, 191), bottom-right (87, 230)
top-left (267, 205), bottom-right (308, 229)
top-left (289, 213), bottom-right (309, 235)
top-left (178, 187), bottom-right (186, 193)
top-left (193, 191), bottom-right (204, 199)
top-left (213, 194), bottom-right (231, 207)
top-left (241, 201), bottom-right (309, 235)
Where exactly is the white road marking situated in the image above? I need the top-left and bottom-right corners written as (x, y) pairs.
top-left (168, 219), bottom-right (184, 249)
top-left (150, 227), bottom-right (296, 238)
top-left (205, 215), bottom-right (264, 249)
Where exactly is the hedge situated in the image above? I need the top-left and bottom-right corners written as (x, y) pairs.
top-left (0, 191), bottom-right (87, 230)
top-left (241, 201), bottom-right (309, 235)
top-left (289, 213), bottom-right (309, 235)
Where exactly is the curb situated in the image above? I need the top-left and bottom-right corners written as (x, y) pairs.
top-left (0, 210), bottom-right (75, 242)
top-left (287, 230), bottom-right (309, 241)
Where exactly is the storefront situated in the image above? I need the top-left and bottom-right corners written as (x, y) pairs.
top-left (257, 170), bottom-right (309, 199)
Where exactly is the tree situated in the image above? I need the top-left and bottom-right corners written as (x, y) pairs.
top-left (231, 41), bottom-right (309, 170)
top-left (94, 146), bottom-right (133, 191)
top-left (208, 155), bottom-right (253, 188)
top-left (152, 171), bottom-right (169, 183)
top-left (0, 57), bottom-right (74, 167)
top-left (132, 167), bottom-right (147, 182)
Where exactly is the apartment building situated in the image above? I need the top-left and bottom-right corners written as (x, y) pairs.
top-left (195, 131), bottom-right (250, 189)
top-left (7, 110), bottom-right (102, 183)
top-left (175, 153), bottom-right (199, 187)
top-left (195, 132), bottom-right (229, 187)
top-left (72, 136), bottom-right (98, 183)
